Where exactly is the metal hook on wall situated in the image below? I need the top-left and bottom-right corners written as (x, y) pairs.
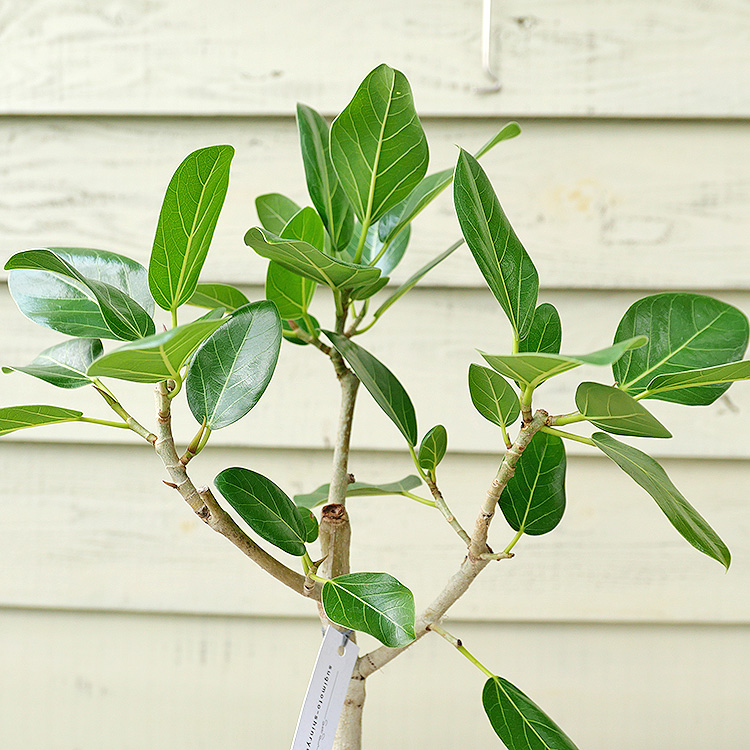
top-left (475, 0), bottom-right (501, 94)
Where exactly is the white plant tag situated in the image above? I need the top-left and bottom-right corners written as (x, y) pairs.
top-left (290, 626), bottom-right (360, 750)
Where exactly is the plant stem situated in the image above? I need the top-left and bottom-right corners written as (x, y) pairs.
top-left (92, 380), bottom-right (157, 443)
top-left (503, 528), bottom-right (524, 555)
top-left (429, 623), bottom-right (494, 678)
top-left (541, 425), bottom-right (595, 446)
top-left (520, 384), bottom-right (534, 423)
top-left (171, 308), bottom-right (178, 328)
top-left (356, 412), bottom-right (548, 681)
top-left (552, 411), bottom-right (585, 426)
top-left (353, 220), bottom-right (371, 265)
top-left (468, 409), bottom-right (548, 561)
top-left (78, 416), bottom-right (129, 429)
top-left (401, 491), bottom-right (437, 507)
top-left (152, 381), bottom-right (311, 598)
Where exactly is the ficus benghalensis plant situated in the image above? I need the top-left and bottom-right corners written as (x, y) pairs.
top-left (2, 63), bottom-right (747, 749)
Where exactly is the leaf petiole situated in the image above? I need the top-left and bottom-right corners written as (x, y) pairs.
top-left (541, 426), bottom-right (595, 446)
top-left (429, 623), bottom-right (494, 678)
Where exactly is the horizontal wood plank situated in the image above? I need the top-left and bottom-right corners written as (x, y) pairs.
top-left (1, 442), bottom-right (747, 623)
top-left (2, 117), bottom-right (750, 290)
top-left (0, 609), bottom-right (746, 750)
top-left (1, 0), bottom-right (749, 117)
top-left (3, 284), bottom-right (750, 459)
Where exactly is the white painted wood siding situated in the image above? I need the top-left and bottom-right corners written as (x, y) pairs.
top-left (1, 1), bottom-right (749, 748)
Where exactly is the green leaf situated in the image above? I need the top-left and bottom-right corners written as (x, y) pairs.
top-left (418, 425), bottom-right (447, 473)
top-left (214, 467), bottom-right (307, 556)
top-left (519, 303), bottom-right (562, 355)
top-left (500, 431), bottom-right (566, 536)
top-left (282, 206), bottom-right (327, 251)
top-left (301, 507), bottom-right (319, 543)
top-left (281, 315), bottom-right (321, 346)
top-left (480, 337), bottom-right (647, 390)
top-left (295, 475), bottom-right (422, 509)
top-left (330, 64), bottom-right (429, 225)
top-left (592, 432), bottom-right (731, 569)
top-left (483, 675), bottom-right (580, 750)
top-left (296, 103), bottom-right (354, 253)
top-left (244, 227), bottom-right (381, 293)
top-left (321, 572), bottom-right (416, 648)
top-left (454, 149), bottom-right (538, 340)
top-left (613, 292), bottom-right (749, 405)
top-left (468, 364), bottom-right (521, 430)
top-left (6, 248), bottom-right (155, 341)
top-left (372, 240), bottom-right (463, 322)
top-left (645, 361), bottom-right (750, 398)
top-left (87, 317), bottom-right (224, 383)
top-left (188, 283), bottom-right (249, 312)
top-left (0, 405), bottom-right (84, 437)
top-left (349, 275), bottom-right (390, 301)
top-left (380, 121), bottom-right (521, 246)
top-left (474, 122), bottom-right (523, 159)
top-left (324, 331), bottom-right (418, 446)
top-left (255, 193), bottom-right (301, 234)
top-left (186, 301), bottom-right (281, 429)
top-left (148, 144), bottom-right (234, 311)
top-left (266, 262), bottom-right (316, 320)
top-left (575, 382), bottom-right (671, 438)
top-left (342, 219), bottom-right (411, 276)
top-left (263, 208), bottom-right (321, 319)
top-left (3, 338), bottom-right (103, 389)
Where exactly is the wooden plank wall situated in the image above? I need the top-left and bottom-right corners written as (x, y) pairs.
top-left (1, 2), bottom-right (749, 748)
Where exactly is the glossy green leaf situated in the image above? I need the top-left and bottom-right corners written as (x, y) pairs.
top-left (3, 338), bottom-right (103, 389)
top-left (468, 364), bottom-right (521, 430)
top-left (295, 475), bottom-right (422, 509)
top-left (281, 315), bottom-right (321, 346)
top-left (380, 122), bottom-right (521, 246)
top-left (87, 317), bottom-right (224, 382)
top-left (372, 239), bottom-right (463, 322)
top-left (321, 572), bottom-right (416, 648)
top-left (483, 675), bottom-right (580, 750)
top-left (188, 283), bottom-right (249, 312)
top-left (148, 145), bottom-right (234, 311)
top-left (330, 64), bottom-right (429, 225)
top-left (6, 248), bottom-right (155, 341)
top-left (454, 149), bottom-right (538, 340)
top-left (575, 382), bottom-right (671, 438)
top-left (263, 208), bottom-right (321, 318)
top-left (255, 193), bottom-right (301, 234)
top-left (519, 303), bottom-right (562, 355)
top-left (296, 103), bottom-right (354, 252)
top-left (349, 275), bottom-right (390, 301)
top-left (480, 336), bottom-right (647, 390)
top-left (324, 331), bottom-right (418, 446)
top-left (244, 227), bottom-right (381, 293)
top-left (500, 431), bottom-right (566, 536)
top-left (282, 206), bottom-right (327, 251)
top-left (0, 405), bottom-right (84, 437)
top-left (301, 508), bottom-right (319, 543)
top-left (645, 361), bottom-right (750, 398)
top-left (186, 301), bottom-right (281, 429)
top-left (613, 292), bottom-right (749, 405)
top-left (266, 262), bottom-right (316, 320)
top-left (592, 433), bottom-right (731, 569)
top-left (474, 122), bottom-right (523, 159)
top-left (418, 425), bottom-right (447, 473)
top-left (214, 467), bottom-right (307, 556)
top-left (342, 219), bottom-right (410, 276)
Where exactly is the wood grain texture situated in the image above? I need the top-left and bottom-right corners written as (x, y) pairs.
top-left (1, 442), bottom-right (747, 623)
top-left (3, 283), bottom-right (750, 459)
top-left (1, 609), bottom-right (748, 749)
top-left (1, 0), bottom-right (749, 116)
top-left (2, 117), bottom-right (750, 290)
